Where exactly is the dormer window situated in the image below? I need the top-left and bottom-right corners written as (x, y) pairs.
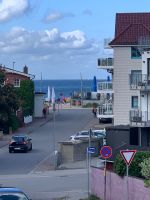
top-left (14, 79), bottom-right (20, 87)
top-left (131, 47), bottom-right (141, 59)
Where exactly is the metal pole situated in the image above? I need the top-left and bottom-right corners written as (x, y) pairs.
top-left (87, 149), bottom-right (90, 199)
top-left (80, 73), bottom-right (83, 107)
top-left (104, 158), bottom-right (107, 200)
top-left (126, 165), bottom-right (129, 200)
top-left (53, 103), bottom-right (56, 170)
top-left (88, 129), bottom-right (92, 197)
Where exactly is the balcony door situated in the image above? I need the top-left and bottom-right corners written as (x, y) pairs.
top-left (147, 58), bottom-right (150, 82)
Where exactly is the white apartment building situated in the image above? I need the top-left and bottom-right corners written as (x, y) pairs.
top-left (98, 13), bottom-right (150, 147)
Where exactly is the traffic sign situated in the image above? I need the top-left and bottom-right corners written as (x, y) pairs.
top-left (87, 147), bottom-right (96, 154)
top-left (120, 150), bottom-right (137, 166)
top-left (100, 146), bottom-right (112, 159)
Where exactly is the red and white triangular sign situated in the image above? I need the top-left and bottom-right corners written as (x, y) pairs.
top-left (120, 150), bottom-right (137, 166)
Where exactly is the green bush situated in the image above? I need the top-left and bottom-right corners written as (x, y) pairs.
top-left (9, 113), bottom-right (19, 132)
top-left (114, 151), bottom-right (150, 178)
top-left (140, 157), bottom-right (150, 180)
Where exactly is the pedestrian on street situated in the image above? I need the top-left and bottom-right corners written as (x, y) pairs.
top-left (92, 107), bottom-right (97, 118)
top-left (42, 108), bottom-right (47, 119)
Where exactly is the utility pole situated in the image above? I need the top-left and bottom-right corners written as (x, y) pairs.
top-left (80, 73), bottom-right (83, 107)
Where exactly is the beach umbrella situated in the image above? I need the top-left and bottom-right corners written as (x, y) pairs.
top-left (93, 76), bottom-right (97, 92)
top-left (51, 87), bottom-right (55, 104)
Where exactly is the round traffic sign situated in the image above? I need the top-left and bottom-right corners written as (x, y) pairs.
top-left (100, 146), bottom-right (112, 159)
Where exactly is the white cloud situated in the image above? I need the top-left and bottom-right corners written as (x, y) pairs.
top-left (0, 0), bottom-right (29, 22)
top-left (0, 26), bottom-right (103, 79)
top-left (0, 27), bottom-right (99, 57)
top-left (43, 11), bottom-right (75, 23)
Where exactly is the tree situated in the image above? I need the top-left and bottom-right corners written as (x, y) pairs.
top-left (0, 71), bottom-right (19, 133)
top-left (17, 80), bottom-right (34, 116)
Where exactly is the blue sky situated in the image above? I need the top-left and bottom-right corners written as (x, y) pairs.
top-left (0, 0), bottom-right (150, 80)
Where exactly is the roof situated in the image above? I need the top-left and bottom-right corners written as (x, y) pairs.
top-left (0, 187), bottom-right (22, 193)
top-left (0, 66), bottom-right (35, 79)
top-left (110, 13), bottom-right (150, 46)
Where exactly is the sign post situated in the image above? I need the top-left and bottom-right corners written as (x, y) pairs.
top-left (100, 146), bottom-right (112, 200)
top-left (120, 150), bottom-right (137, 200)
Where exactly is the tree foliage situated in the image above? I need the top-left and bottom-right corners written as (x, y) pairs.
top-left (17, 80), bottom-right (34, 116)
top-left (140, 157), bottom-right (150, 180)
top-left (0, 71), bottom-right (19, 133)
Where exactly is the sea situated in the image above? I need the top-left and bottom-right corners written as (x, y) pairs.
top-left (34, 79), bottom-right (97, 99)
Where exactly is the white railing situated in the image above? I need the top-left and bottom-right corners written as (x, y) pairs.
top-left (98, 104), bottom-right (113, 116)
top-left (97, 82), bottom-right (113, 92)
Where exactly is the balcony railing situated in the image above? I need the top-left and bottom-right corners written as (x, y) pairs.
top-left (97, 82), bottom-right (113, 93)
top-left (130, 109), bottom-right (150, 126)
top-left (97, 58), bottom-right (114, 69)
top-left (129, 74), bottom-right (150, 90)
top-left (97, 103), bottom-right (113, 116)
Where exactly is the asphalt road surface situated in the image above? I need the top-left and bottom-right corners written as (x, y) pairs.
top-left (0, 108), bottom-right (97, 199)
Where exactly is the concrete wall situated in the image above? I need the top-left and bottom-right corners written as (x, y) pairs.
top-left (58, 139), bottom-right (103, 163)
top-left (91, 167), bottom-right (150, 200)
top-left (113, 47), bottom-right (141, 125)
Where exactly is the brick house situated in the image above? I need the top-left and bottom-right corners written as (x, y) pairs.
top-left (0, 65), bottom-right (35, 128)
top-left (0, 65), bottom-right (35, 86)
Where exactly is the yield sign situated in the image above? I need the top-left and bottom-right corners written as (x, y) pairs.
top-left (120, 150), bottom-right (137, 166)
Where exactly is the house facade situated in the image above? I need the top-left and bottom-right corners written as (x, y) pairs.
top-left (0, 65), bottom-right (34, 87)
top-left (98, 13), bottom-right (150, 151)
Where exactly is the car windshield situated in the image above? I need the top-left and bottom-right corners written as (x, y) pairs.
top-left (12, 137), bottom-right (25, 142)
top-left (0, 193), bottom-right (29, 200)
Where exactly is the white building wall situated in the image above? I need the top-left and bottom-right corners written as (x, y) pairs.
top-left (34, 94), bottom-right (45, 117)
top-left (113, 47), bottom-right (141, 125)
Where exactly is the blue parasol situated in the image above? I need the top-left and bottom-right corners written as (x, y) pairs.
top-left (93, 76), bottom-right (97, 92)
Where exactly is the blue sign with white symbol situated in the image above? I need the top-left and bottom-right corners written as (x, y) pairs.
top-left (100, 146), bottom-right (112, 159)
top-left (87, 147), bottom-right (96, 154)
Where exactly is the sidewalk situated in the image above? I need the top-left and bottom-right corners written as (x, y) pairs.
top-left (0, 114), bottom-right (53, 148)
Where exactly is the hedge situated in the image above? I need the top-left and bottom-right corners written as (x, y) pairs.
top-left (113, 151), bottom-right (150, 178)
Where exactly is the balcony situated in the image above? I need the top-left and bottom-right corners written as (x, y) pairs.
top-left (129, 74), bottom-right (150, 91)
top-left (97, 81), bottom-right (113, 94)
top-left (97, 58), bottom-right (114, 71)
top-left (97, 103), bottom-right (114, 119)
top-left (130, 109), bottom-right (150, 126)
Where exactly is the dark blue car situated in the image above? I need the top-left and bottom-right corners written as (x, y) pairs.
top-left (0, 187), bottom-right (30, 199)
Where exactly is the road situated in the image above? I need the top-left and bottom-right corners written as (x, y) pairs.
top-left (0, 108), bottom-right (97, 199)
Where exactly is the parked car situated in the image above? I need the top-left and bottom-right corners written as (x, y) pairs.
top-left (9, 135), bottom-right (32, 153)
top-left (0, 187), bottom-right (30, 200)
top-left (69, 129), bottom-right (106, 142)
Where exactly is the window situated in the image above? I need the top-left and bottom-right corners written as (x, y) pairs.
top-left (14, 79), bottom-right (20, 87)
top-left (130, 70), bottom-right (142, 85)
top-left (131, 96), bottom-right (138, 108)
top-left (131, 47), bottom-right (141, 59)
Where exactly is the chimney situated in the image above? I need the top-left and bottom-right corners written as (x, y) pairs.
top-left (23, 65), bottom-right (28, 74)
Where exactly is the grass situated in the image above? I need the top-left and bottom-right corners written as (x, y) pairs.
top-left (80, 194), bottom-right (102, 200)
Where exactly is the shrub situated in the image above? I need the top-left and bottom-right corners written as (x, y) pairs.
top-left (9, 113), bottom-right (19, 132)
top-left (140, 157), bottom-right (150, 180)
top-left (114, 151), bottom-right (150, 178)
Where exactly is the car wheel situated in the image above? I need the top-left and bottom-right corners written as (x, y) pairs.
top-left (9, 149), bottom-right (12, 153)
top-left (24, 148), bottom-right (28, 153)
top-left (29, 144), bottom-right (32, 151)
